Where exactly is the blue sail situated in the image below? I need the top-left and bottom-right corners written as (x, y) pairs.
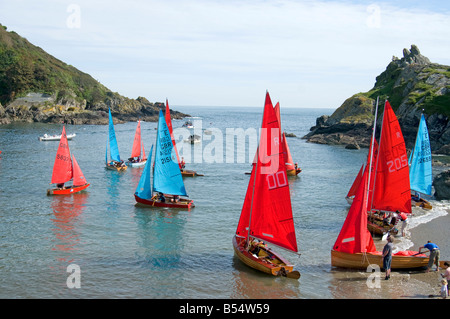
top-left (153, 110), bottom-right (187, 196)
top-left (107, 108), bottom-right (121, 162)
top-left (409, 114), bottom-right (432, 195)
top-left (135, 145), bottom-right (154, 199)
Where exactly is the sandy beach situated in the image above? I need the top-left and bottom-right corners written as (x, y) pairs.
top-left (328, 203), bottom-right (450, 300)
top-left (403, 208), bottom-right (450, 298)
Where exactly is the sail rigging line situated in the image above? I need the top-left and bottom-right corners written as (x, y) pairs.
top-left (370, 98), bottom-right (387, 212)
top-left (367, 96), bottom-right (379, 211)
top-left (245, 92), bottom-right (268, 247)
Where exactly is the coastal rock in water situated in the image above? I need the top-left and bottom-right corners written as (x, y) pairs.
top-left (433, 170), bottom-right (450, 200)
top-left (303, 94), bottom-right (374, 148)
top-left (304, 45), bottom-right (450, 154)
top-left (284, 132), bottom-right (296, 137)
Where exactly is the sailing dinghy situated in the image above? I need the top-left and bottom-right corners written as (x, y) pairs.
top-left (367, 100), bottom-right (412, 236)
top-left (331, 171), bottom-right (430, 269)
top-left (331, 158), bottom-right (430, 269)
top-left (47, 126), bottom-right (90, 195)
top-left (126, 120), bottom-right (147, 167)
top-left (274, 102), bottom-right (301, 176)
top-left (105, 108), bottom-right (127, 171)
top-left (134, 110), bottom-right (194, 209)
top-left (233, 92), bottom-right (300, 279)
top-left (165, 99), bottom-right (203, 177)
top-left (409, 114), bottom-right (433, 209)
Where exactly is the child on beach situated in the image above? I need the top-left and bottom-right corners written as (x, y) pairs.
top-left (440, 279), bottom-right (448, 299)
top-left (441, 262), bottom-right (450, 296)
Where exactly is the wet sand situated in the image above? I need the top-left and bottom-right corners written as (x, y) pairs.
top-left (405, 209), bottom-right (450, 299)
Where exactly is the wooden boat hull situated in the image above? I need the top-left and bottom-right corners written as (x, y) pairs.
top-left (181, 170), bottom-right (203, 177)
top-left (411, 196), bottom-right (432, 210)
top-left (134, 194), bottom-right (194, 209)
top-left (47, 183), bottom-right (90, 195)
top-left (232, 235), bottom-right (300, 279)
top-left (367, 221), bottom-right (397, 236)
top-left (331, 249), bottom-right (429, 270)
top-left (286, 168), bottom-right (301, 176)
top-left (106, 163), bottom-right (128, 171)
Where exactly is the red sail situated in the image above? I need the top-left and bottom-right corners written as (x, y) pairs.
top-left (347, 164), bottom-right (364, 198)
top-left (72, 155), bottom-right (87, 186)
top-left (131, 120), bottom-right (142, 158)
top-left (348, 138), bottom-right (378, 199)
top-left (51, 126), bottom-right (73, 184)
top-left (334, 169), bottom-right (376, 254)
top-left (165, 99), bottom-right (181, 165)
top-left (282, 132), bottom-right (295, 170)
top-left (274, 102), bottom-right (295, 170)
top-left (371, 101), bottom-right (412, 214)
top-left (236, 92), bottom-right (298, 252)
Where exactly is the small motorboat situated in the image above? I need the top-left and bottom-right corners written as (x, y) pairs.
top-left (39, 133), bottom-right (76, 141)
top-left (182, 120), bottom-right (194, 129)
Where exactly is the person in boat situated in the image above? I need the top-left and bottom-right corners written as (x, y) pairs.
top-left (382, 235), bottom-right (394, 280)
top-left (158, 192), bottom-right (165, 203)
top-left (248, 239), bottom-right (273, 259)
top-left (419, 241), bottom-right (441, 272)
top-left (128, 156), bottom-right (140, 163)
top-left (171, 195), bottom-right (179, 203)
top-left (382, 213), bottom-right (390, 227)
top-left (179, 157), bottom-right (186, 171)
top-left (57, 183), bottom-right (64, 189)
top-left (390, 212), bottom-right (398, 227)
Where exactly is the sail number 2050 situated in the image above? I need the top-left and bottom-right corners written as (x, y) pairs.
top-left (387, 154), bottom-right (408, 173)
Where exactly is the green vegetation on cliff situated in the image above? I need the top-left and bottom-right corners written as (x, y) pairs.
top-left (0, 23), bottom-right (109, 107)
top-left (0, 24), bottom-right (183, 125)
top-left (360, 45), bottom-right (450, 117)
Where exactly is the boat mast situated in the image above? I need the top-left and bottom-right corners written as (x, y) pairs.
top-left (246, 92), bottom-right (268, 247)
top-left (367, 96), bottom-right (379, 210)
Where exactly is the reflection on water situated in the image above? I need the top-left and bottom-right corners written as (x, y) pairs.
top-left (51, 193), bottom-right (88, 263)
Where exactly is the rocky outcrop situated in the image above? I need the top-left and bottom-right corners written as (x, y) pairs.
top-left (433, 170), bottom-right (450, 200)
top-left (0, 92), bottom-right (184, 125)
top-left (304, 45), bottom-right (450, 155)
top-left (0, 24), bottom-right (188, 125)
top-left (303, 94), bottom-right (375, 148)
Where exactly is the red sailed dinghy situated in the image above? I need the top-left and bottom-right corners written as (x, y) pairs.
top-left (332, 99), bottom-right (429, 270)
top-left (47, 126), bottom-right (90, 195)
top-left (273, 102), bottom-right (301, 176)
top-left (233, 91), bottom-right (300, 279)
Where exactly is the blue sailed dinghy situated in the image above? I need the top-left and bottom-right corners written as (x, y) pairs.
top-left (134, 110), bottom-right (194, 209)
top-left (409, 114), bottom-right (432, 209)
top-left (105, 108), bottom-right (127, 171)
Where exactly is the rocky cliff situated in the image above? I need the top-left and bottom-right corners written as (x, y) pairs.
top-left (0, 24), bottom-right (187, 125)
top-left (303, 45), bottom-right (450, 155)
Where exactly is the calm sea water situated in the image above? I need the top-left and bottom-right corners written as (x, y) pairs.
top-left (0, 105), bottom-right (448, 299)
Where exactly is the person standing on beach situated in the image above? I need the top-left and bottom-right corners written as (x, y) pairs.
top-left (382, 236), bottom-right (393, 280)
top-left (418, 240), bottom-right (440, 272)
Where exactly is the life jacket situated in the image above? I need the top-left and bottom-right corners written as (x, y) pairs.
top-left (399, 212), bottom-right (407, 221)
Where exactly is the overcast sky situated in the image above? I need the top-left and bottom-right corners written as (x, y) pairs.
top-left (1, 0), bottom-right (449, 108)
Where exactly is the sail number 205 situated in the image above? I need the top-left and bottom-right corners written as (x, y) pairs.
top-left (266, 171), bottom-right (288, 190)
top-left (387, 154), bottom-right (408, 173)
